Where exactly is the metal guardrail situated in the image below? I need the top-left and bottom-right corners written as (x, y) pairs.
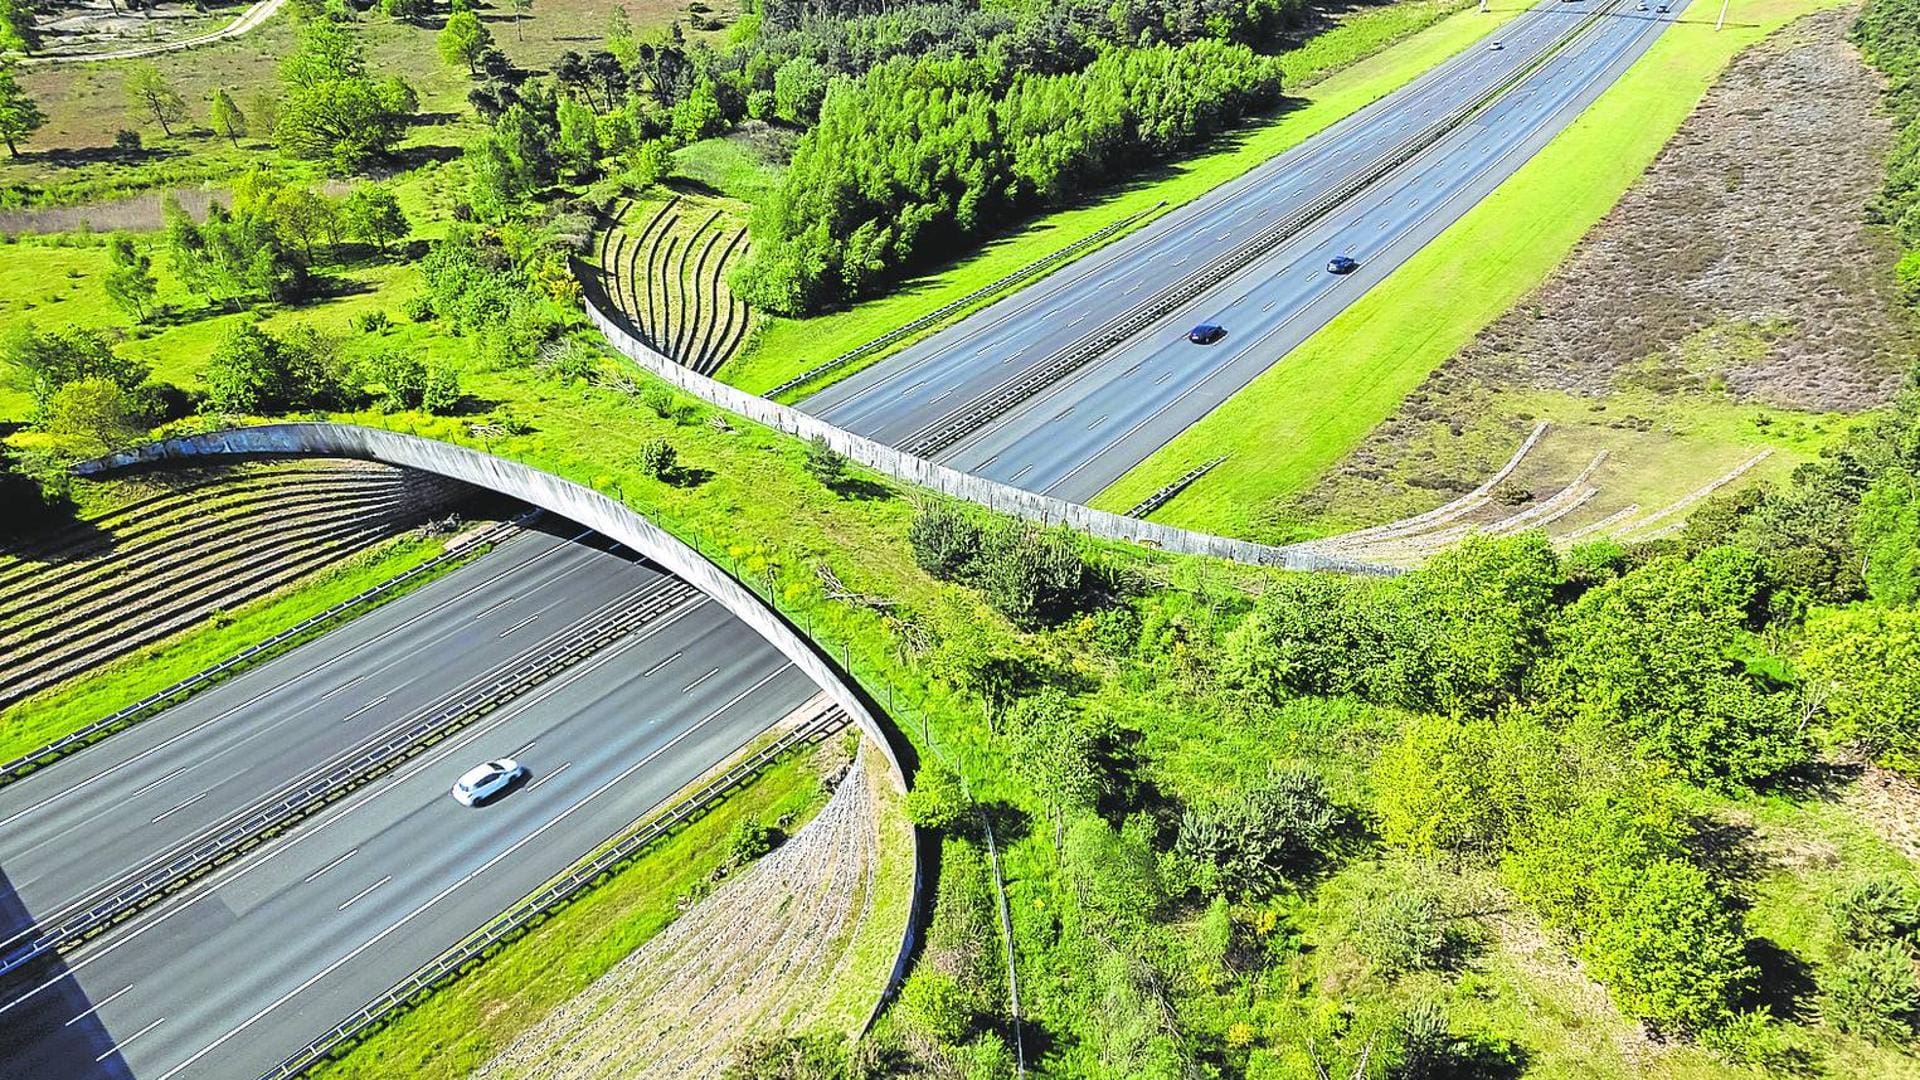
top-left (259, 705), bottom-right (852, 1080)
top-left (1126, 455), bottom-right (1227, 519)
top-left (765, 204), bottom-right (1166, 400)
top-left (900, 0), bottom-right (1624, 459)
top-left (0, 578), bottom-right (702, 978)
top-left (0, 516), bottom-right (528, 790)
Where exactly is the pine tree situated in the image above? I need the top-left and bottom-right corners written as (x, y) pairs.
top-left (0, 60), bottom-right (44, 157)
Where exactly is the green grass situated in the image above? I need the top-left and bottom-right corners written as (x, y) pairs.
top-left (0, 530), bottom-right (461, 764)
top-left (312, 743), bottom-right (833, 1079)
top-left (1092, 0), bottom-right (1862, 538)
top-left (719, 0), bottom-right (1523, 397)
top-left (670, 134), bottom-right (786, 205)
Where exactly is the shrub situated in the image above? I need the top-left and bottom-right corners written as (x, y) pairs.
top-left (1835, 877), bottom-right (1920, 945)
top-left (636, 437), bottom-right (678, 479)
top-left (722, 818), bottom-right (778, 870)
top-left (910, 499), bottom-right (982, 580)
top-left (905, 759), bottom-right (970, 831)
top-left (804, 434), bottom-right (848, 490)
top-left (351, 309), bottom-right (393, 334)
top-left (1168, 768), bottom-right (1341, 899)
top-left (1824, 941), bottom-right (1920, 1044)
top-left (1355, 886), bottom-right (1452, 976)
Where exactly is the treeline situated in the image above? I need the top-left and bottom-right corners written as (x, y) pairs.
top-left (731, 41), bottom-right (1285, 312)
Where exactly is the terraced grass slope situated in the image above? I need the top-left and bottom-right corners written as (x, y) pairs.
top-left (0, 460), bottom-right (481, 712)
top-left (594, 193), bottom-right (755, 377)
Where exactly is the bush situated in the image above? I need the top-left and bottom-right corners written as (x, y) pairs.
top-left (1168, 768), bottom-right (1341, 899)
top-left (804, 434), bottom-right (848, 490)
top-left (636, 437), bottom-right (678, 479)
top-left (975, 523), bottom-right (1091, 627)
top-left (1834, 877), bottom-right (1920, 946)
top-left (910, 499), bottom-right (982, 580)
top-left (1824, 941), bottom-right (1920, 1044)
top-left (905, 759), bottom-right (970, 831)
top-left (1355, 886), bottom-right (1452, 976)
top-left (723, 818), bottom-right (778, 870)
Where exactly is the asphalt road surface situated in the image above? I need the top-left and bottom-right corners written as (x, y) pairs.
top-left (0, 522), bottom-right (818, 1079)
top-left (804, 0), bottom-right (1687, 503)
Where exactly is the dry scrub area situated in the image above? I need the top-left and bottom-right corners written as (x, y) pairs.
top-left (1297, 5), bottom-right (1917, 543)
top-left (484, 743), bottom-right (897, 1080)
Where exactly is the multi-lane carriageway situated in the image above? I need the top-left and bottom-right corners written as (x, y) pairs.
top-left (805, 0), bottom-right (1690, 504)
top-left (0, 522), bottom-right (819, 1079)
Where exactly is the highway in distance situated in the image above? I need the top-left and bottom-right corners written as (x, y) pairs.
top-left (803, 0), bottom-right (1686, 503)
top-left (0, 518), bottom-right (819, 1079)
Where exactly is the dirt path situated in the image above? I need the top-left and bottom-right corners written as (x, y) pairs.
top-left (23, 0), bottom-right (285, 65)
top-left (482, 746), bottom-right (886, 1079)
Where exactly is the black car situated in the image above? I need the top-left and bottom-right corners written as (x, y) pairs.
top-left (1327, 255), bottom-right (1359, 275)
top-left (1187, 324), bottom-right (1226, 345)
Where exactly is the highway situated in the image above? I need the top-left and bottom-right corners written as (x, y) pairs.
top-left (0, 521), bottom-right (819, 1078)
top-left (802, 0), bottom-right (1687, 503)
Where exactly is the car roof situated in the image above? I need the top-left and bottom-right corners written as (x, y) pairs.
top-left (1192, 323), bottom-right (1221, 332)
top-left (459, 762), bottom-right (505, 785)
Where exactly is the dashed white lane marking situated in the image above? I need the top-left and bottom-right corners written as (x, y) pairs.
top-left (499, 614), bottom-right (539, 637)
top-left (642, 651), bottom-right (682, 678)
top-left (151, 790), bottom-right (209, 825)
top-left (336, 875), bottom-right (391, 912)
top-left (301, 848), bottom-right (358, 885)
top-left (527, 763), bottom-right (572, 794)
top-left (129, 766), bottom-right (188, 801)
top-left (66, 984), bottom-right (133, 1027)
top-left (95, 1016), bottom-right (165, 1062)
top-left (682, 668), bottom-right (721, 694)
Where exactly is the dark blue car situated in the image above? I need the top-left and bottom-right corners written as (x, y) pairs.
top-left (1188, 324), bottom-right (1226, 345)
top-left (1327, 255), bottom-right (1359, 275)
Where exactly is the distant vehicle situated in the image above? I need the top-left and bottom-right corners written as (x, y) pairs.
top-left (1656, 2), bottom-right (1668, 8)
top-left (1187, 324), bottom-right (1227, 345)
top-left (452, 758), bottom-right (525, 806)
top-left (1489, 40), bottom-right (1504, 50)
top-left (1327, 255), bottom-right (1359, 275)
top-left (1637, 1), bottom-right (1648, 8)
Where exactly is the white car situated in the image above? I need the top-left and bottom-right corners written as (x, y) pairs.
top-left (451, 758), bottom-right (525, 806)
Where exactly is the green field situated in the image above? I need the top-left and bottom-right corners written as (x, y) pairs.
top-left (720, 0), bottom-right (1517, 397)
top-left (1091, 0), bottom-right (1861, 539)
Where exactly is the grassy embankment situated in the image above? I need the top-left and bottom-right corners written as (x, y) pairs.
top-left (311, 738), bottom-right (845, 1079)
top-left (719, 0), bottom-right (1516, 397)
top-left (1093, 0), bottom-right (1861, 540)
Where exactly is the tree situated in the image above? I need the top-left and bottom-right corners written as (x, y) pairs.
top-left (1801, 606), bottom-right (1920, 775)
top-left (278, 20), bottom-right (416, 169)
top-left (438, 11), bottom-right (492, 75)
top-left (124, 64), bottom-right (187, 136)
top-left (103, 235), bottom-right (158, 323)
top-left (636, 437), bottom-right (678, 479)
top-left (0, 60), bottom-right (45, 156)
top-left (3, 325), bottom-right (147, 414)
top-left (772, 55), bottom-right (828, 124)
top-left (0, 0), bottom-right (38, 54)
top-left (1541, 552), bottom-right (1808, 787)
top-left (362, 348), bottom-right (426, 412)
top-left (43, 376), bottom-right (152, 452)
top-left (341, 185), bottom-right (409, 253)
top-left (204, 323), bottom-right (346, 414)
top-left (803, 434), bottom-right (847, 490)
top-left (509, 0), bottom-right (532, 38)
top-left (209, 88), bottom-right (247, 146)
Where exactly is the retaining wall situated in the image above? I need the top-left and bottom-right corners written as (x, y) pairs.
top-left (577, 262), bottom-right (1392, 575)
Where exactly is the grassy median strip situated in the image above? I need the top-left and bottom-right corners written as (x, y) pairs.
top-left (720, 0), bottom-right (1517, 396)
top-left (311, 744), bottom-right (833, 1080)
top-left (0, 532), bottom-right (465, 764)
top-left (1092, 0), bottom-right (1859, 536)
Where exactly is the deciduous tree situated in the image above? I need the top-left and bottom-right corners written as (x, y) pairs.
top-left (209, 88), bottom-right (247, 146)
top-left (0, 60), bottom-right (45, 156)
top-left (103, 235), bottom-right (158, 323)
top-left (124, 64), bottom-right (187, 136)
